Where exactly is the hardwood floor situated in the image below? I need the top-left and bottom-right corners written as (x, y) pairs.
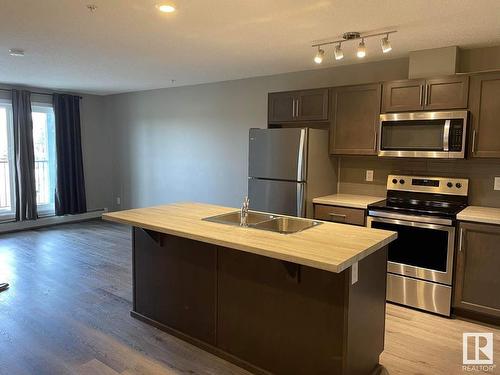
top-left (0, 220), bottom-right (499, 375)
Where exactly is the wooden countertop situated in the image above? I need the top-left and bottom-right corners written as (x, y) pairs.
top-left (457, 206), bottom-right (500, 225)
top-left (313, 194), bottom-right (385, 209)
top-left (102, 202), bottom-right (397, 273)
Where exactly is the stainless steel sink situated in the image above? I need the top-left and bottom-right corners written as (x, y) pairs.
top-left (203, 211), bottom-right (322, 234)
top-left (253, 216), bottom-right (321, 234)
top-left (203, 211), bottom-right (275, 226)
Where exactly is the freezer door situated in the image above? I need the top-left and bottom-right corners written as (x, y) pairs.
top-left (248, 178), bottom-right (306, 217)
top-left (248, 128), bottom-right (307, 181)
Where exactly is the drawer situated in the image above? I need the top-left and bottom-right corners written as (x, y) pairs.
top-left (314, 204), bottom-right (366, 226)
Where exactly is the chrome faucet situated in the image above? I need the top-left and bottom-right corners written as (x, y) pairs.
top-left (240, 196), bottom-right (250, 226)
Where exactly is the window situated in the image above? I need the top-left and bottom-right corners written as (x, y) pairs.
top-left (0, 101), bottom-right (15, 219)
top-left (32, 104), bottom-right (56, 215)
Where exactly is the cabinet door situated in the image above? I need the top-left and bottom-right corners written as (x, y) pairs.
top-left (424, 76), bottom-right (469, 110)
top-left (133, 228), bottom-right (217, 344)
top-left (454, 222), bottom-right (500, 319)
top-left (296, 88), bottom-right (329, 121)
top-left (268, 92), bottom-right (296, 123)
top-left (381, 79), bottom-right (425, 112)
top-left (469, 72), bottom-right (500, 158)
top-left (330, 84), bottom-right (381, 155)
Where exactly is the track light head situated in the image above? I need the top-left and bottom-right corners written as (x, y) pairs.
top-left (314, 47), bottom-right (325, 64)
top-left (357, 39), bottom-right (366, 58)
top-left (381, 35), bottom-right (392, 53)
top-left (334, 43), bottom-right (344, 60)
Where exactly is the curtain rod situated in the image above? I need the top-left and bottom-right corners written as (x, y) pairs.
top-left (0, 88), bottom-right (82, 99)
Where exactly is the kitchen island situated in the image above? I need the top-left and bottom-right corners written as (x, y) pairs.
top-left (103, 202), bottom-right (397, 375)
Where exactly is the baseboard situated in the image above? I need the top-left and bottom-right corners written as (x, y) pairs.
top-left (0, 209), bottom-right (107, 234)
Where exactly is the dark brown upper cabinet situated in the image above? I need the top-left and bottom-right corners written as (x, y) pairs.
top-left (329, 83), bottom-right (382, 155)
top-left (454, 222), bottom-right (500, 322)
top-left (268, 88), bottom-right (329, 124)
top-left (469, 72), bottom-right (500, 158)
top-left (381, 75), bottom-right (469, 112)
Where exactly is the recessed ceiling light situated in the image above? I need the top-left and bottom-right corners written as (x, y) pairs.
top-left (9, 48), bottom-right (25, 57)
top-left (157, 4), bottom-right (176, 13)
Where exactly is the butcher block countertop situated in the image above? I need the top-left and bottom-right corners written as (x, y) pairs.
top-left (313, 194), bottom-right (385, 209)
top-left (102, 202), bottom-right (397, 273)
top-left (457, 206), bottom-right (500, 225)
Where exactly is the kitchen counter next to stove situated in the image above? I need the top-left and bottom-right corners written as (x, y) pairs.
top-left (313, 194), bottom-right (385, 209)
top-left (457, 206), bottom-right (500, 225)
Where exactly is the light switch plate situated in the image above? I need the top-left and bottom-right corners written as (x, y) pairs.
top-left (495, 177), bottom-right (500, 191)
top-left (366, 170), bottom-right (374, 182)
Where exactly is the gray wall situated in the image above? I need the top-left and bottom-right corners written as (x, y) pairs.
top-left (80, 94), bottom-right (114, 211)
top-left (105, 58), bottom-right (409, 210)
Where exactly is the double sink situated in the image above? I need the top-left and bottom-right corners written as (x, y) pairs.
top-left (203, 211), bottom-right (322, 234)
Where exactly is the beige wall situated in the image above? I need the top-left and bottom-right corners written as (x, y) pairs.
top-left (460, 45), bottom-right (500, 73)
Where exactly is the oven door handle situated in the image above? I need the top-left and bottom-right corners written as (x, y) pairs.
top-left (368, 215), bottom-right (454, 232)
top-left (368, 210), bottom-right (452, 226)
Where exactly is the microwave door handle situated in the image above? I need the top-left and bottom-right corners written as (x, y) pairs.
top-left (443, 119), bottom-right (451, 152)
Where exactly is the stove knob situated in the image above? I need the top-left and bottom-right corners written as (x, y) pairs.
top-left (392, 178), bottom-right (398, 184)
top-left (399, 179), bottom-right (405, 185)
top-left (456, 183), bottom-right (462, 189)
top-left (447, 182), bottom-right (453, 188)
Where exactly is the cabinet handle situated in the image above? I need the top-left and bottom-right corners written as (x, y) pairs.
top-left (419, 85), bottom-right (423, 106)
top-left (424, 84), bottom-right (429, 106)
top-left (472, 129), bottom-right (477, 154)
top-left (459, 228), bottom-right (465, 252)
top-left (292, 98), bottom-right (296, 118)
top-left (295, 98), bottom-right (300, 117)
top-left (329, 213), bottom-right (347, 220)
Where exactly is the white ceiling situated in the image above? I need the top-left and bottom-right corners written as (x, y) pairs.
top-left (0, 0), bottom-right (499, 95)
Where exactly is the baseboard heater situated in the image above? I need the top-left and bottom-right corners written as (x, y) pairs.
top-left (0, 209), bottom-right (107, 234)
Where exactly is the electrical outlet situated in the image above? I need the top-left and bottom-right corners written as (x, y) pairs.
top-left (366, 170), bottom-right (374, 182)
top-left (116, 197), bottom-right (121, 205)
top-left (495, 177), bottom-right (500, 191)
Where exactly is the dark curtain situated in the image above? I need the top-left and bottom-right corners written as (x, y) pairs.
top-left (53, 94), bottom-right (87, 215)
top-left (12, 90), bottom-right (38, 221)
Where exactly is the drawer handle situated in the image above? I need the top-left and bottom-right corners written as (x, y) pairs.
top-left (329, 213), bottom-right (347, 220)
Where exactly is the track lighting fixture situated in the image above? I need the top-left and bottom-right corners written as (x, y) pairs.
top-left (357, 39), bottom-right (366, 58)
top-left (314, 47), bottom-right (325, 64)
top-left (381, 34), bottom-right (392, 53)
top-left (334, 43), bottom-right (344, 60)
top-left (311, 30), bottom-right (396, 64)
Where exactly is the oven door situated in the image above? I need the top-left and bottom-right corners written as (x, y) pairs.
top-left (367, 216), bottom-right (455, 285)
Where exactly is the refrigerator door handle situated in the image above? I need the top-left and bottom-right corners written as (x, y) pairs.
top-left (297, 128), bottom-right (307, 182)
top-left (296, 183), bottom-right (306, 218)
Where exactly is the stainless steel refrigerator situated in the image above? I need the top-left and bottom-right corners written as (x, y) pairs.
top-left (248, 128), bottom-right (337, 218)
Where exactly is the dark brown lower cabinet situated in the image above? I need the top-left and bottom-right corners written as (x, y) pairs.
top-left (453, 222), bottom-right (500, 324)
top-left (132, 227), bottom-right (388, 375)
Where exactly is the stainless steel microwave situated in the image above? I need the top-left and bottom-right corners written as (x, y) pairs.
top-left (378, 110), bottom-right (468, 158)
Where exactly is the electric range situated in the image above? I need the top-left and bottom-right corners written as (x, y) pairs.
top-left (367, 175), bottom-right (469, 316)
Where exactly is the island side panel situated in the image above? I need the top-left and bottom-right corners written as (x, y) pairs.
top-left (344, 246), bottom-right (388, 375)
top-left (216, 246), bottom-right (349, 375)
top-left (132, 228), bottom-right (218, 345)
